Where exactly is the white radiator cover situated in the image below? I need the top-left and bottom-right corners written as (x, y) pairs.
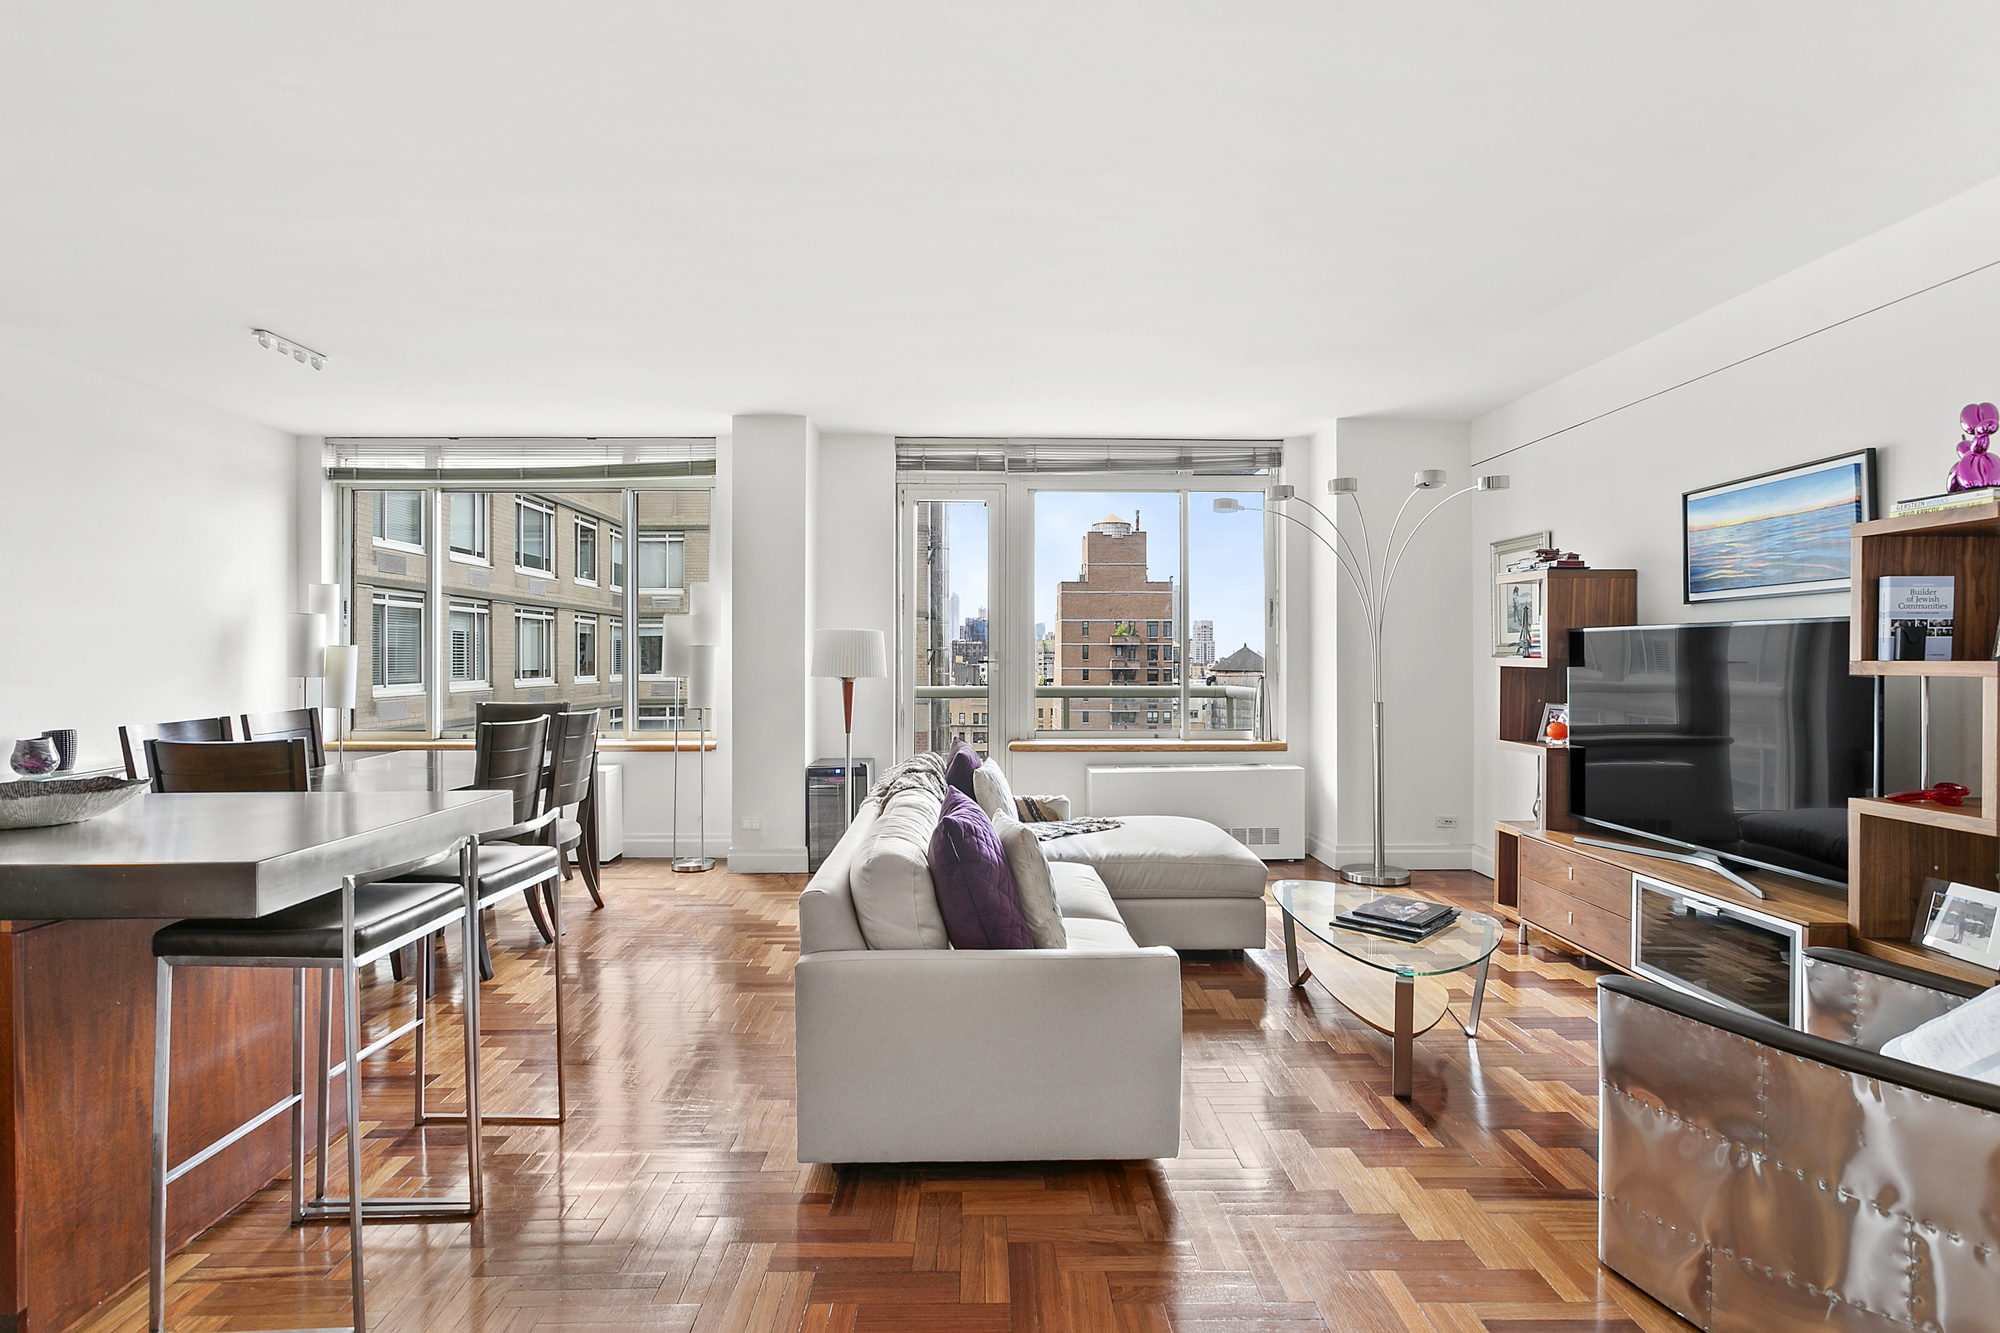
top-left (1086, 764), bottom-right (1305, 860)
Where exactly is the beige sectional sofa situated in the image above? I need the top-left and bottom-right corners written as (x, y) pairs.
top-left (794, 762), bottom-right (1268, 1164)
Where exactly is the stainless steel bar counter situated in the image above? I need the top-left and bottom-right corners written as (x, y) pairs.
top-left (0, 778), bottom-right (509, 1333)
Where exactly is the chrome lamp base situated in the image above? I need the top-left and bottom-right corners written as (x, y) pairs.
top-left (672, 857), bottom-right (715, 874)
top-left (1338, 862), bottom-right (1412, 888)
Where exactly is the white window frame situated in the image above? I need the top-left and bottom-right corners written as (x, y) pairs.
top-left (574, 614), bottom-right (599, 683)
top-left (371, 591), bottom-right (426, 697)
top-left (448, 599), bottom-right (491, 691)
top-left (574, 517), bottom-right (599, 587)
top-left (514, 607), bottom-right (556, 684)
top-left (609, 616), bottom-right (624, 682)
top-left (515, 497), bottom-right (556, 576)
top-left (636, 532), bottom-right (685, 593)
top-left (609, 527), bottom-right (625, 592)
top-left (447, 492), bottom-right (490, 567)
top-left (372, 491), bottom-right (427, 554)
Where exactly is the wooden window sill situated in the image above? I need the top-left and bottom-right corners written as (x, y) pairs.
top-left (1006, 739), bottom-right (1286, 754)
top-left (332, 739), bottom-right (715, 753)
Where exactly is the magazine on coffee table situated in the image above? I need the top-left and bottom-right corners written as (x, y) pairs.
top-left (1346, 895), bottom-right (1455, 928)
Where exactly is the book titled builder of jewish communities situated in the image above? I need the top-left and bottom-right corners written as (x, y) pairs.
top-left (1877, 576), bottom-right (1955, 661)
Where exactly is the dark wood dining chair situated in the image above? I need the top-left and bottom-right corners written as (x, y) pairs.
top-left (145, 738), bottom-right (309, 793)
top-left (240, 708), bottom-right (326, 768)
top-left (542, 709), bottom-right (604, 924)
top-left (475, 701), bottom-right (572, 728)
top-left (119, 716), bottom-right (235, 782)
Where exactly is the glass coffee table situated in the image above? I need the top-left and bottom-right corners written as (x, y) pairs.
top-left (1271, 880), bottom-right (1502, 1099)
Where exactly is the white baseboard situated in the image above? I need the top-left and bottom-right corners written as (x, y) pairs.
top-left (1305, 836), bottom-right (1475, 871)
top-left (725, 847), bottom-right (809, 874)
top-left (1470, 848), bottom-right (1496, 878)
top-left (622, 834), bottom-right (732, 860)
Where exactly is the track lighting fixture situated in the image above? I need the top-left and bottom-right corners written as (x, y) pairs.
top-left (251, 328), bottom-right (326, 371)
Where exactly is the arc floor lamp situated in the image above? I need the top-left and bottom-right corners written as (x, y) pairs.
top-left (1217, 468), bottom-right (1509, 887)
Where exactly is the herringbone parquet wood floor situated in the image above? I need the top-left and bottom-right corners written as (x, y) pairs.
top-left (73, 859), bottom-right (1696, 1333)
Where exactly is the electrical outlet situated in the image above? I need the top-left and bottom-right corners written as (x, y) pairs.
top-left (740, 816), bottom-right (763, 830)
top-left (1434, 815), bottom-right (1459, 829)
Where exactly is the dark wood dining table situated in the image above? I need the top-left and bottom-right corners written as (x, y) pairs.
top-left (0, 765), bottom-right (510, 1333)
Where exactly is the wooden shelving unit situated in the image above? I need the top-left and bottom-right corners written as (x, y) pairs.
top-left (1848, 507), bottom-right (2000, 986)
top-left (1495, 567), bottom-right (1637, 833)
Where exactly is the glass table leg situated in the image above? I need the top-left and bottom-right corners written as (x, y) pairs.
top-left (1393, 974), bottom-right (1414, 1099)
top-left (1461, 952), bottom-right (1491, 1038)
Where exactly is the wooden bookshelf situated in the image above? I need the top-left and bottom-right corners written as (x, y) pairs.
top-left (1848, 507), bottom-right (2000, 989)
top-left (1495, 567), bottom-right (1636, 833)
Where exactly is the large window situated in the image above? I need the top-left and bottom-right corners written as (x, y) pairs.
top-left (449, 601), bottom-right (490, 687)
top-left (448, 493), bottom-right (487, 563)
top-left (899, 471), bottom-right (1274, 754)
top-left (515, 608), bottom-right (555, 683)
top-left (516, 497), bottom-right (555, 575)
top-left (341, 480), bottom-right (713, 740)
top-left (575, 615), bottom-right (598, 682)
top-left (374, 491), bottom-right (425, 551)
top-left (372, 593), bottom-right (424, 693)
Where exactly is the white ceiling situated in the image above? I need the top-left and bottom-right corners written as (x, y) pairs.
top-left (4, 2), bottom-right (1999, 438)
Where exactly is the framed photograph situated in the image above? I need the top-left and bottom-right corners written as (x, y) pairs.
top-left (1536, 702), bottom-right (1569, 746)
top-left (1916, 879), bottom-right (2000, 972)
top-left (1683, 448), bottom-right (1877, 603)
top-left (1491, 530), bottom-right (1552, 655)
top-left (1499, 578), bottom-right (1544, 659)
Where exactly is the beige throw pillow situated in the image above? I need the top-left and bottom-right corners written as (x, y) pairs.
top-left (971, 759), bottom-right (1016, 821)
top-left (848, 785), bottom-right (950, 949)
top-left (992, 811), bottom-right (1067, 949)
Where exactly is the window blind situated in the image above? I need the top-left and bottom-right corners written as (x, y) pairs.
top-left (329, 437), bottom-right (716, 483)
top-left (373, 599), bottom-right (423, 687)
top-left (895, 437), bottom-right (1284, 475)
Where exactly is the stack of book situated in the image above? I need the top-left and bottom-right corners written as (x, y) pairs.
top-left (1891, 487), bottom-right (2000, 518)
top-left (1333, 895), bottom-right (1459, 943)
top-left (1505, 548), bottom-right (1588, 573)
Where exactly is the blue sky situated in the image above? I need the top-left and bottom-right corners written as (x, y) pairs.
top-left (1687, 461), bottom-right (1864, 529)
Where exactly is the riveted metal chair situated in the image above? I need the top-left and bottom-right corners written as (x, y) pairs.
top-left (148, 838), bottom-right (483, 1333)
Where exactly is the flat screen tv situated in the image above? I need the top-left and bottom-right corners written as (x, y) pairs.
top-left (1566, 617), bottom-right (1879, 889)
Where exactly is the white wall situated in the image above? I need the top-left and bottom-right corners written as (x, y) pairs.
top-left (1467, 175), bottom-right (2000, 874)
top-left (1300, 420), bottom-right (1477, 869)
top-left (727, 414), bottom-right (819, 871)
top-left (0, 340), bottom-right (298, 771)
top-left (811, 434), bottom-right (897, 772)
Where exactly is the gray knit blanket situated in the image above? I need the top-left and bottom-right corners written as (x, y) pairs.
top-left (869, 752), bottom-right (947, 810)
top-left (1027, 817), bottom-right (1124, 842)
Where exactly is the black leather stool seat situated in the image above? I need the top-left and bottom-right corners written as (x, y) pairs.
top-left (394, 843), bottom-right (560, 898)
top-left (153, 882), bottom-right (467, 961)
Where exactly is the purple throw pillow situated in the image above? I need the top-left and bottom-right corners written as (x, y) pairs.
top-left (944, 740), bottom-right (981, 799)
top-left (928, 788), bottom-right (1034, 949)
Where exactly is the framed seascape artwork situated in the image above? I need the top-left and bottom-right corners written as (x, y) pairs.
top-left (1491, 530), bottom-right (1552, 656)
top-left (1683, 448), bottom-right (1877, 603)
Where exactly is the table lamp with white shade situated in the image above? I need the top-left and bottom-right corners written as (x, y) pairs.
top-left (323, 645), bottom-right (359, 769)
top-left (285, 612), bottom-right (328, 709)
top-left (811, 628), bottom-right (888, 829)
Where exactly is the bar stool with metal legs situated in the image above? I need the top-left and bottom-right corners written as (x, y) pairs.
top-left (148, 838), bottom-right (484, 1333)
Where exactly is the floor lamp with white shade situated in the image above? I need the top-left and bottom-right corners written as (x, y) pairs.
top-left (323, 645), bottom-right (358, 769)
top-left (675, 585), bottom-right (721, 873)
top-left (811, 628), bottom-right (888, 829)
top-left (1215, 469), bottom-right (1509, 887)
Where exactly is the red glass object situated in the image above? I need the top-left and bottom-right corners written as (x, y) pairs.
top-left (1884, 782), bottom-right (1970, 807)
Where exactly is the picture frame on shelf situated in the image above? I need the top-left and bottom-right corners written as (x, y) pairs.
top-left (1491, 530), bottom-right (1552, 655)
top-left (1916, 879), bottom-right (2000, 972)
top-left (1536, 702), bottom-right (1569, 746)
top-left (1501, 578), bottom-right (1544, 659)
top-left (1683, 448), bottom-right (1877, 603)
